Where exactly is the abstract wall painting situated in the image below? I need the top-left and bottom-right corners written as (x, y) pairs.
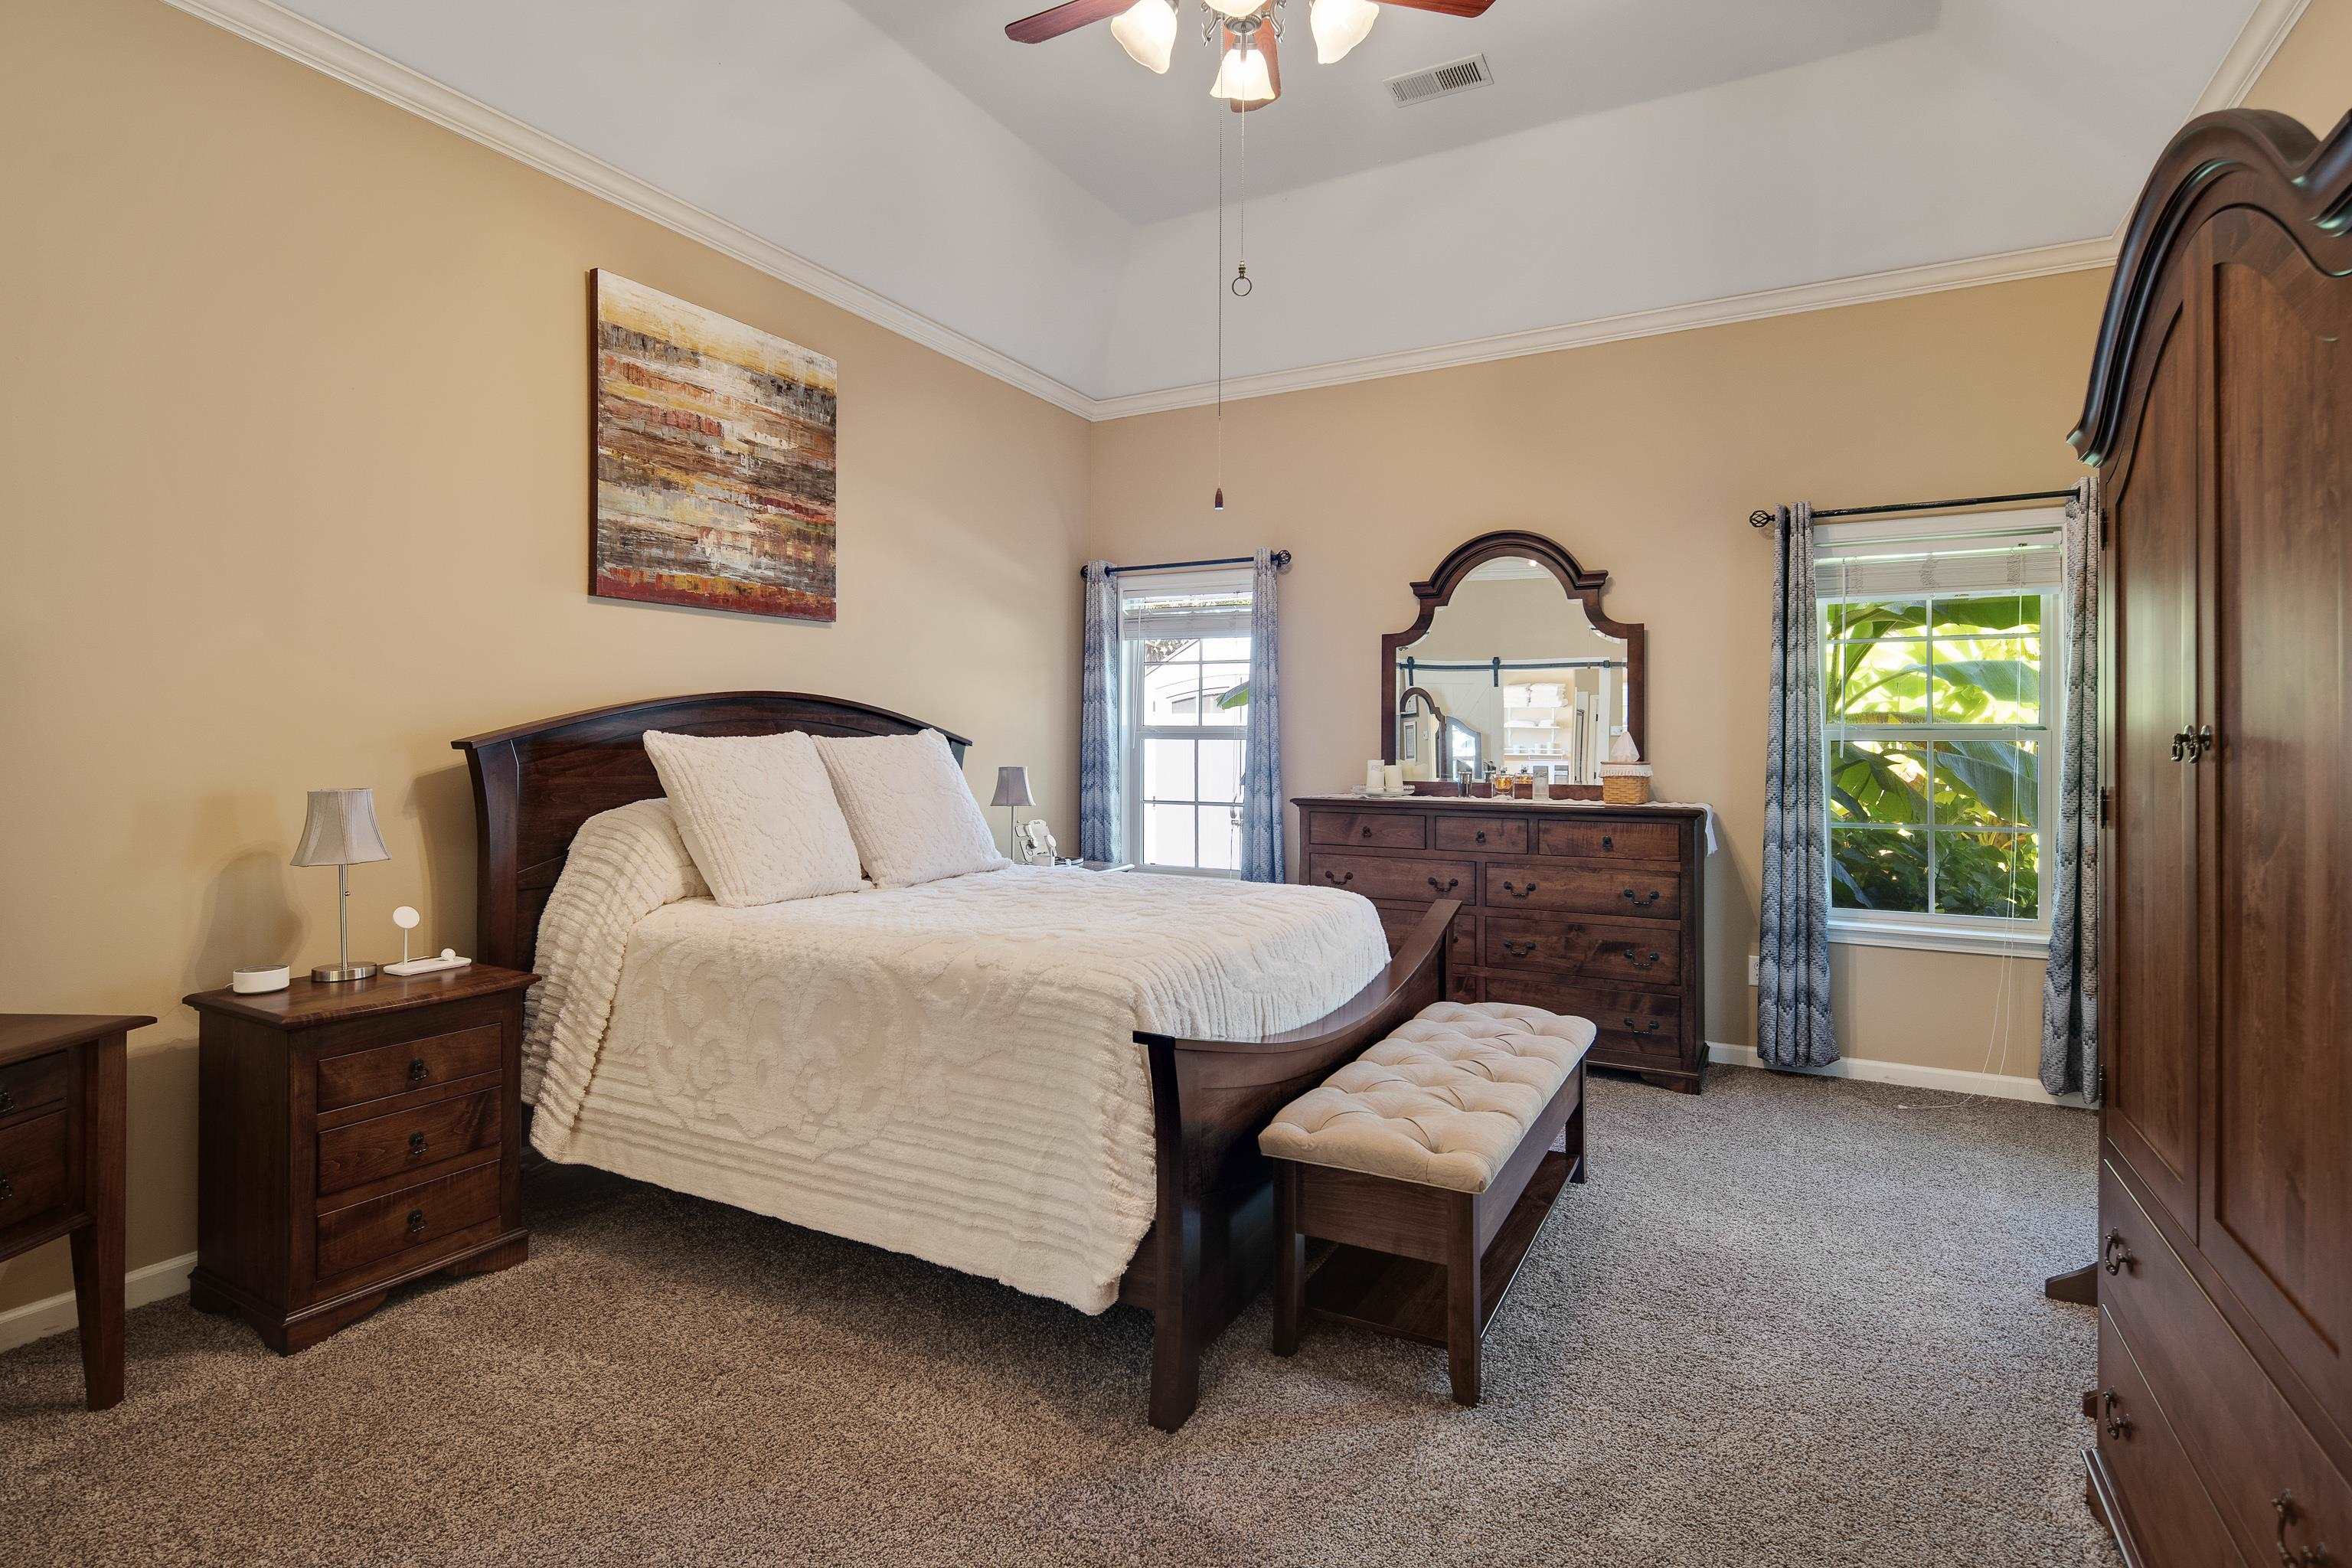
top-left (590, 270), bottom-right (838, 622)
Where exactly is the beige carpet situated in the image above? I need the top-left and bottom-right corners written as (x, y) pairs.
top-left (2, 1069), bottom-right (2119, 1567)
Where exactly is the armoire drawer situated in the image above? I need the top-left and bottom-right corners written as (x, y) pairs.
top-left (2096, 1306), bottom-right (2246, 1568)
top-left (1484, 915), bottom-right (1679, 985)
top-left (1306, 852), bottom-right (1473, 905)
top-left (1305, 811), bottom-right (1426, 851)
top-left (2100, 1159), bottom-right (2350, 1566)
top-left (1484, 862), bottom-right (1680, 921)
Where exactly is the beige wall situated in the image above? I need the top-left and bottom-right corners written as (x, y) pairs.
top-left (0, 0), bottom-right (1089, 1314)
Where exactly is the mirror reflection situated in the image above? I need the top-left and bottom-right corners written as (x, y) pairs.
top-left (1393, 557), bottom-right (1631, 786)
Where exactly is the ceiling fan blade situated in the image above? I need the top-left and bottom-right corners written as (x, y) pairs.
top-left (1004, 0), bottom-right (1130, 44)
top-left (1371, 0), bottom-right (1498, 15)
top-left (1231, 20), bottom-right (1280, 113)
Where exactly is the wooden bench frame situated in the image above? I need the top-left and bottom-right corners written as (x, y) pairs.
top-left (1269, 1057), bottom-right (1588, 1406)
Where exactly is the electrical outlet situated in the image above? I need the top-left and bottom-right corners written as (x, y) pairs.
top-left (1746, 953), bottom-right (1761, 986)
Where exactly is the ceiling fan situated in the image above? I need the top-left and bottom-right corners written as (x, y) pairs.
top-left (1005, 0), bottom-right (1497, 112)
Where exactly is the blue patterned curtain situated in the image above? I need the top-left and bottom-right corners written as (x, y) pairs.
top-left (1759, 502), bottom-right (1837, 1068)
top-left (1240, 550), bottom-right (1284, 882)
top-left (1079, 562), bottom-right (1123, 864)
top-left (2040, 478), bottom-right (2102, 1101)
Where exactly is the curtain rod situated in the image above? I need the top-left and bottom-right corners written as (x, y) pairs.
top-left (1089, 550), bottom-right (1292, 577)
top-left (1746, 488), bottom-right (2075, 528)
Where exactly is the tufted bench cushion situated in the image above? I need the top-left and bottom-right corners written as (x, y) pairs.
top-left (1257, 1001), bottom-right (1596, 1194)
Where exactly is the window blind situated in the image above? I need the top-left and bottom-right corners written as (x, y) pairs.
top-left (1119, 571), bottom-right (1253, 639)
top-left (1814, 527), bottom-right (2060, 596)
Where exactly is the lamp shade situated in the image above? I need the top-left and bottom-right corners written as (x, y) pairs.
top-left (1210, 41), bottom-right (1275, 103)
top-left (990, 766), bottom-right (1034, 809)
top-left (1110, 0), bottom-right (1177, 73)
top-left (1311, 0), bottom-right (1379, 63)
top-left (290, 787), bottom-right (391, 867)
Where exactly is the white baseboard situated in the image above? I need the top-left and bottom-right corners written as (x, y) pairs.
top-left (0, 1251), bottom-right (198, 1354)
top-left (1709, 1043), bottom-right (2090, 1108)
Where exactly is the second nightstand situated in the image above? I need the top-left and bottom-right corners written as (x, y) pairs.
top-left (183, 965), bottom-right (534, 1352)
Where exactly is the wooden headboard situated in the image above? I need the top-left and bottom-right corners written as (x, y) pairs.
top-left (452, 691), bottom-right (971, 972)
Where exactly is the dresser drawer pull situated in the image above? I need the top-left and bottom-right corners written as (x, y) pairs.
top-left (1601, 835), bottom-right (1613, 850)
top-left (0, 1173), bottom-right (11, 1202)
top-left (406, 1208), bottom-right (427, 1236)
top-left (1501, 939), bottom-right (1537, 959)
top-left (1620, 1017), bottom-right (1661, 1035)
top-left (1619, 946), bottom-right (1661, 970)
top-left (1361, 825), bottom-right (1374, 838)
top-left (1474, 830), bottom-right (1488, 844)
top-left (1427, 876), bottom-right (1459, 894)
top-left (1501, 880), bottom-right (1537, 900)
top-left (2102, 1229), bottom-right (2134, 1276)
top-left (1621, 888), bottom-right (1661, 908)
top-left (2099, 1388), bottom-right (2132, 1441)
top-left (408, 1132), bottom-right (428, 1160)
top-left (407, 1058), bottom-right (430, 1086)
top-left (2275, 1492), bottom-right (2331, 1566)
top-left (0, 1089), bottom-right (12, 1115)
top-left (1323, 870), bottom-right (1354, 887)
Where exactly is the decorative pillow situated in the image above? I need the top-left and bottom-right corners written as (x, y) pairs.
top-left (815, 730), bottom-right (1012, 889)
top-left (641, 730), bottom-right (865, 907)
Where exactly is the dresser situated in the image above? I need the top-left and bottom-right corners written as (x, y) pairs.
top-left (0, 1014), bottom-right (147, 1409)
top-left (184, 967), bottom-right (534, 1352)
top-left (1294, 795), bottom-right (1709, 1092)
top-left (2069, 109), bottom-right (2352, 1566)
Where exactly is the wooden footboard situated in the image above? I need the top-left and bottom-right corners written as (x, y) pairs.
top-left (1124, 899), bottom-right (1457, 1431)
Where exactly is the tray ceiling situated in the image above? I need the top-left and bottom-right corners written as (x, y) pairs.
top-left (230, 0), bottom-right (2272, 408)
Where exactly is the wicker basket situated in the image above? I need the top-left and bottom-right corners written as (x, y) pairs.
top-left (1599, 764), bottom-right (1653, 805)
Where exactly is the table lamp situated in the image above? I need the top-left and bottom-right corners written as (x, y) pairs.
top-left (990, 766), bottom-right (1033, 857)
top-left (292, 787), bottom-right (391, 982)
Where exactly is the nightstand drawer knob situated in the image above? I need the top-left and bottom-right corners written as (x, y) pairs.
top-left (407, 1058), bottom-right (429, 1086)
top-left (407, 1208), bottom-right (426, 1234)
top-left (0, 1173), bottom-right (11, 1202)
top-left (0, 1089), bottom-right (13, 1114)
top-left (408, 1132), bottom-right (428, 1159)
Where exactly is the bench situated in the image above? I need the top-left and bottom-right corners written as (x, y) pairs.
top-left (1257, 1001), bottom-right (1595, 1406)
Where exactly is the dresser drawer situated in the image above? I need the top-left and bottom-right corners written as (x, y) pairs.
top-left (1307, 852), bottom-right (1473, 905)
top-left (1485, 861), bottom-right (1681, 921)
top-left (2099, 1158), bottom-right (2351, 1565)
top-left (1431, 815), bottom-right (1527, 855)
top-left (1485, 915), bottom-right (1680, 985)
top-left (315, 1023), bottom-right (503, 1112)
top-left (1306, 811), bottom-right (1426, 851)
top-left (2097, 1306), bottom-right (2246, 1568)
top-left (0, 1052), bottom-right (71, 1126)
top-left (1480, 975), bottom-right (1684, 1057)
top-left (317, 1089), bottom-right (501, 1199)
top-left (315, 1161), bottom-right (501, 1279)
top-left (1538, 819), bottom-right (1681, 862)
top-left (0, 1110), bottom-right (72, 1230)
top-left (1370, 901), bottom-right (1475, 969)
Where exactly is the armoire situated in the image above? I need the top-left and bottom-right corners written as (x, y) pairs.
top-left (2073, 108), bottom-right (2350, 1566)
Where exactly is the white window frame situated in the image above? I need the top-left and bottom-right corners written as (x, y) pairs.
top-left (1120, 567), bottom-right (1252, 879)
top-left (1818, 510), bottom-right (2063, 961)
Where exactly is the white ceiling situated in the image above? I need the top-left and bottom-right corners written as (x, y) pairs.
top-left (236, 0), bottom-right (2272, 408)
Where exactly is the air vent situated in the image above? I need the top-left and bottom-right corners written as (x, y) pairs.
top-left (1384, 54), bottom-right (1493, 108)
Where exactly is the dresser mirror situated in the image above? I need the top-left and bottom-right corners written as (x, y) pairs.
top-left (1381, 531), bottom-right (1646, 788)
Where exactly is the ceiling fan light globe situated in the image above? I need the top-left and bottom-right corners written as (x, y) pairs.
top-left (1310, 0), bottom-right (1379, 64)
top-left (1109, 0), bottom-right (1178, 73)
top-left (1203, 0), bottom-right (1263, 17)
top-left (1208, 42), bottom-right (1275, 103)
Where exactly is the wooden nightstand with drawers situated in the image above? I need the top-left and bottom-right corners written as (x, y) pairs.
top-left (183, 966), bottom-right (534, 1352)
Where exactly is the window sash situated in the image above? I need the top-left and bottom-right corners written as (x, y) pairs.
top-left (1122, 630), bottom-right (1248, 877)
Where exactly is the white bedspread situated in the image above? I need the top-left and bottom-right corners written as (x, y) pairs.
top-left (524, 814), bottom-right (1391, 1313)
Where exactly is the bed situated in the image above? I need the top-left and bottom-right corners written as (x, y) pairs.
top-left (454, 691), bottom-right (1456, 1430)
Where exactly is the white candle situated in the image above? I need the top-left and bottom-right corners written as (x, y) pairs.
top-left (1366, 760), bottom-right (1384, 790)
top-left (1382, 763), bottom-right (1404, 794)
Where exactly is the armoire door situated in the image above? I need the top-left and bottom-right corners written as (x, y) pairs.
top-left (2102, 283), bottom-right (2204, 1238)
top-left (2199, 207), bottom-right (2352, 1438)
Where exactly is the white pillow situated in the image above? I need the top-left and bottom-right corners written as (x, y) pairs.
top-left (641, 730), bottom-right (865, 907)
top-left (815, 730), bottom-right (1012, 889)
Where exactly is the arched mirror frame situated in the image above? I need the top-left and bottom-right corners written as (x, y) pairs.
top-left (1379, 529), bottom-right (1648, 769)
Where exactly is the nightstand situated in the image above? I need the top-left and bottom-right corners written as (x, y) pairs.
top-left (0, 1014), bottom-right (149, 1409)
top-left (183, 966), bottom-right (534, 1352)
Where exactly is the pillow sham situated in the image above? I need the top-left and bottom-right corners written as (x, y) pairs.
top-left (642, 729), bottom-right (865, 907)
top-left (815, 729), bottom-right (1012, 889)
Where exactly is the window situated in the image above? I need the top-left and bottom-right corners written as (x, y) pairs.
top-left (1121, 570), bottom-right (1252, 876)
top-left (1817, 511), bottom-right (2063, 956)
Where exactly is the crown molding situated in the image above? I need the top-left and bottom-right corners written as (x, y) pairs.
top-left (162, 0), bottom-right (2308, 426)
top-left (2191, 0), bottom-right (2311, 116)
top-left (1089, 236), bottom-right (2121, 420)
top-left (157, 0), bottom-right (1103, 420)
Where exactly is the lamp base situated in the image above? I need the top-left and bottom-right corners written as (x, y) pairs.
top-left (309, 962), bottom-right (378, 984)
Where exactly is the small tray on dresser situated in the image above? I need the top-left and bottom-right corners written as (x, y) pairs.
top-left (182, 966), bottom-right (536, 1352)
